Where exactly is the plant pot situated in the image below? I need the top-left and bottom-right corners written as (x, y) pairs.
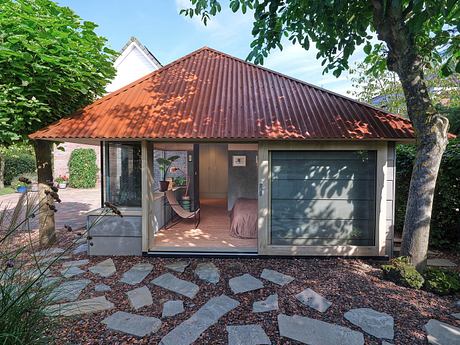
top-left (16, 186), bottom-right (28, 193)
top-left (58, 182), bottom-right (67, 189)
top-left (159, 181), bottom-right (169, 192)
top-left (181, 195), bottom-right (191, 211)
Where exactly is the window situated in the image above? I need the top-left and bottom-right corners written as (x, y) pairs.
top-left (270, 150), bottom-right (377, 246)
top-left (152, 149), bottom-right (188, 191)
top-left (105, 142), bottom-right (142, 207)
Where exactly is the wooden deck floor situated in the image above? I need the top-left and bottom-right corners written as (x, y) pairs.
top-left (150, 199), bottom-right (257, 251)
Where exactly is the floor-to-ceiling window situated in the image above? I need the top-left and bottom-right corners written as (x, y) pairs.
top-left (105, 142), bottom-right (142, 207)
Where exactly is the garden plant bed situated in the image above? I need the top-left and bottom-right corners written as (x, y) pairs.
top-left (43, 234), bottom-right (460, 345)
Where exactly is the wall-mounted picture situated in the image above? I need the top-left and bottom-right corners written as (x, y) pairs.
top-left (232, 155), bottom-right (246, 167)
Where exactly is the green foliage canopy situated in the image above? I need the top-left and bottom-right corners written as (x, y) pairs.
top-left (181, 1), bottom-right (459, 77)
top-left (0, 0), bottom-right (117, 145)
top-left (348, 61), bottom-right (460, 124)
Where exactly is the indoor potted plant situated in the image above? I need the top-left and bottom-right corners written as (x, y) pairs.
top-left (170, 166), bottom-right (191, 211)
top-left (156, 155), bottom-right (179, 192)
top-left (55, 175), bottom-right (68, 189)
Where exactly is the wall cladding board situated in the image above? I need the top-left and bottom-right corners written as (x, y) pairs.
top-left (88, 214), bottom-right (142, 256)
top-left (385, 142), bottom-right (396, 256)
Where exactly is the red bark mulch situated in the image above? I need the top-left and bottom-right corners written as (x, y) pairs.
top-left (51, 248), bottom-right (460, 345)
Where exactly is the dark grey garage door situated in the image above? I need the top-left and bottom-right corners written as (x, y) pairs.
top-left (270, 150), bottom-right (377, 246)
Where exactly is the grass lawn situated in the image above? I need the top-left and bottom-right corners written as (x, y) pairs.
top-left (0, 186), bottom-right (15, 196)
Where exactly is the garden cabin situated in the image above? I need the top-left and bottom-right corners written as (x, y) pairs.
top-left (30, 47), bottom-right (415, 257)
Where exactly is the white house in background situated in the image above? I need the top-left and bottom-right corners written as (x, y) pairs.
top-left (106, 37), bottom-right (162, 93)
top-left (53, 37), bottom-right (162, 180)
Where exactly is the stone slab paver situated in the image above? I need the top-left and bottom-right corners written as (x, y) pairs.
top-left (260, 269), bottom-right (294, 286)
top-left (37, 256), bottom-right (59, 266)
top-left (61, 259), bottom-right (89, 268)
top-left (425, 319), bottom-right (460, 345)
top-left (76, 237), bottom-right (87, 244)
top-left (60, 266), bottom-right (85, 278)
top-left (45, 296), bottom-right (114, 316)
top-left (452, 313), bottom-right (460, 320)
top-left (95, 283), bottom-right (111, 292)
top-left (227, 325), bottom-right (271, 345)
top-left (102, 311), bottom-right (162, 337)
top-left (295, 288), bottom-right (332, 313)
top-left (42, 276), bottom-right (62, 288)
top-left (165, 261), bottom-right (189, 273)
top-left (73, 243), bottom-right (88, 255)
top-left (151, 273), bottom-right (199, 299)
top-left (25, 267), bottom-right (52, 280)
top-left (344, 308), bottom-right (394, 340)
top-left (162, 300), bottom-right (184, 317)
top-left (120, 263), bottom-right (153, 285)
top-left (51, 279), bottom-right (91, 302)
top-left (427, 258), bottom-right (457, 268)
top-left (382, 342), bottom-right (393, 345)
top-left (229, 274), bottom-right (264, 294)
top-left (89, 258), bottom-right (116, 278)
top-left (278, 314), bottom-right (364, 345)
top-left (195, 262), bottom-right (220, 284)
top-left (36, 247), bottom-right (65, 257)
top-left (127, 286), bottom-right (153, 310)
top-left (253, 293), bottom-right (278, 313)
top-left (455, 300), bottom-right (460, 308)
top-left (160, 295), bottom-right (239, 345)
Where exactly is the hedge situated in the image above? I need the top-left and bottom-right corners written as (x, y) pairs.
top-left (3, 146), bottom-right (36, 186)
top-left (68, 148), bottom-right (98, 188)
top-left (395, 139), bottom-right (460, 249)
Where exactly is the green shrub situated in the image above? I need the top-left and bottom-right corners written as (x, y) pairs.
top-left (381, 256), bottom-right (425, 289)
top-left (3, 146), bottom-right (36, 186)
top-left (423, 268), bottom-right (460, 295)
top-left (395, 140), bottom-right (460, 249)
top-left (68, 148), bottom-right (98, 188)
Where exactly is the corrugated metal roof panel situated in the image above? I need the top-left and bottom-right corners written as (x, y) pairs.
top-left (30, 47), bottom-right (415, 141)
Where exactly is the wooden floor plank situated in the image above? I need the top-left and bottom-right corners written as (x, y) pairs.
top-left (151, 199), bottom-right (257, 249)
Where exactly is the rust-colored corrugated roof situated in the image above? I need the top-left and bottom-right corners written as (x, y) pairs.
top-left (30, 47), bottom-right (415, 141)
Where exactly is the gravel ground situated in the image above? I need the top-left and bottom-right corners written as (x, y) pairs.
top-left (49, 246), bottom-right (460, 345)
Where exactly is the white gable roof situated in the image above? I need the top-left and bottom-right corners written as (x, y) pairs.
top-left (106, 37), bottom-right (162, 93)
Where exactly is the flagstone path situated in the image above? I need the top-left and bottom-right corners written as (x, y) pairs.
top-left (42, 254), bottom-right (460, 344)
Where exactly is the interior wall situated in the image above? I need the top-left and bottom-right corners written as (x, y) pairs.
top-left (199, 144), bottom-right (228, 199)
top-left (227, 150), bottom-right (258, 210)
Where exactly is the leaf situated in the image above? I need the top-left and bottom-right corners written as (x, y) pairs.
top-left (230, 0), bottom-right (239, 12)
top-left (363, 42), bottom-right (372, 55)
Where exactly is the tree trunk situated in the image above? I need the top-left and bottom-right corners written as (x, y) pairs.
top-left (372, 0), bottom-right (449, 270)
top-left (401, 130), bottom-right (447, 270)
top-left (0, 152), bottom-right (4, 189)
top-left (33, 140), bottom-right (56, 246)
top-left (395, 59), bottom-right (449, 271)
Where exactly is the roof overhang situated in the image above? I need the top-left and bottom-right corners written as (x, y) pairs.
top-left (30, 47), bottom-right (416, 143)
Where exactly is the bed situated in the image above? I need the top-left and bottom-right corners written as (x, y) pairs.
top-left (230, 198), bottom-right (258, 239)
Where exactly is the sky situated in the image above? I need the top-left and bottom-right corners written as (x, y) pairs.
top-left (57, 0), bottom-right (369, 97)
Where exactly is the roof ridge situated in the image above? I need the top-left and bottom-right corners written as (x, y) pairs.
top-left (85, 47), bottom-right (209, 111)
top-left (201, 46), bottom-right (410, 123)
